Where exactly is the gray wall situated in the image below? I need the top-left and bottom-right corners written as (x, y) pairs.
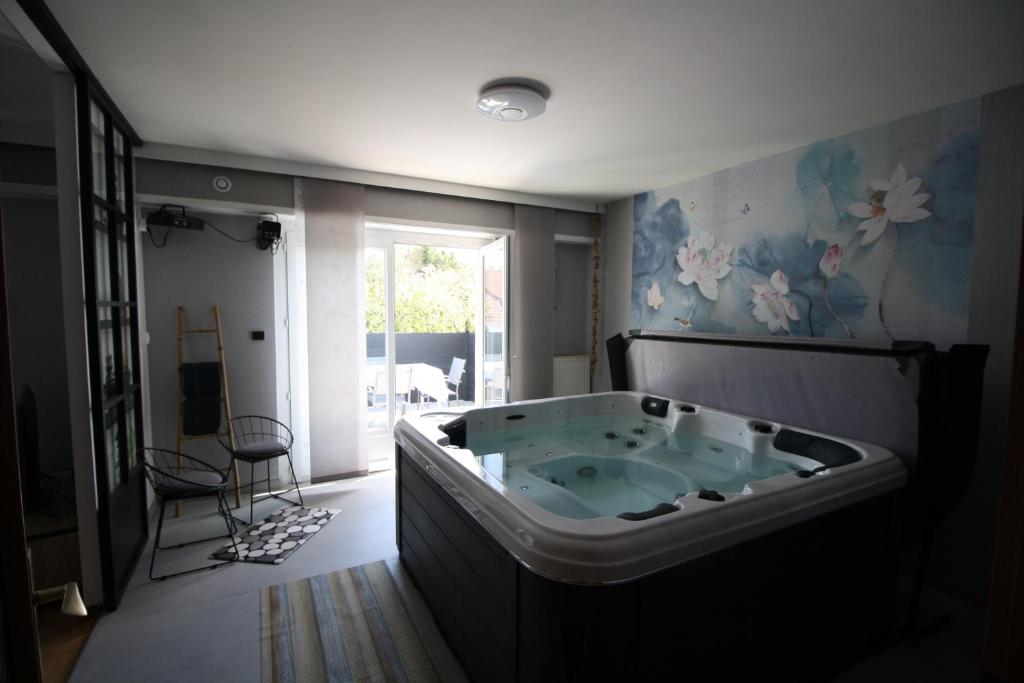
top-left (556, 210), bottom-right (597, 239)
top-left (593, 198), bottom-right (635, 392)
top-left (2, 193), bottom-right (73, 473)
top-left (136, 158), bottom-right (294, 209)
top-left (302, 179), bottom-right (368, 479)
top-left (141, 212), bottom-right (278, 478)
top-left (366, 186), bottom-right (513, 231)
top-left (930, 84), bottom-right (1024, 599)
top-left (511, 205), bottom-right (555, 400)
top-left (554, 243), bottom-right (590, 356)
top-left (596, 85), bottom-right (1024, 601)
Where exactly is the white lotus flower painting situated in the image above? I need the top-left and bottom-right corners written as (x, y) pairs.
top-left (751, 270), bottom-right (801, 333)
top-left (676, 232), bottom-right (733, 301)
top-left (630, 98), bottom-right (980, 346)
top-left (847, 164), bottom-right (931, 245)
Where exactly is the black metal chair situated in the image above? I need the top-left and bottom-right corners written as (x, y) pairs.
top-left (140, 448), bottom-right (241, 581)
top-left (217, 415), bottom-right (303, 526)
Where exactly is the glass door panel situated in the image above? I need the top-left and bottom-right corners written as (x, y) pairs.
top-left (364, 247), bottom-right (389, 433)
top-left (113, 130), bottom-right (126, 211)
top-left (89, 102), bottom-right (106, 198)
top-left (394, 243), bottom-right (478, 408)
top-left (120, 306), bottom-right (135, 388)
top-left (98, 308), bottom-right (118, 399)
top-left (481, 236), bottom-right (508, 405)
top-left (124, 393), bottom-right (139, 468)
top-left (103, 406), bottom-right (122, 492)
top-left (94, 207), bottom-right (111, 301)
top-left (115, 218), bottom-right (130, 297)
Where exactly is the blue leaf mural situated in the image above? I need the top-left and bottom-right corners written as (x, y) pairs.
top-left (630, 98), bottom-right (980, 346)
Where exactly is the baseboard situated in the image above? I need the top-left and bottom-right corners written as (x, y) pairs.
top-left (311, 470), bottom-right (368, 485)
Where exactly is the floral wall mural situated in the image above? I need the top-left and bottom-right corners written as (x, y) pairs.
top-left (631, 98), bottom-right (980, 347)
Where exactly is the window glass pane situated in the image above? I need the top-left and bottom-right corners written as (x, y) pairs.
top-left (113, 130), bottom-right (126, 211)
top-left (364, 247), bottom-right (389, 431)
top-left (393, 243), bottom-right (476, 405)
top-left (104, 406), bottom-right (123, 490)
top-left (99, 308), bottom-right (118, 399)
top-left (125, 393), bottom-right (139, 468)
top-left (121, 305), bottom-right (135, 388)
top-left (94, 207), bottom-right (111, 301)
top-left (116, 218), bottom-right (130, 301)
top-left (482, 238), bottom-right (507, 405)
top-left (90, 101), bottom-right (107, 198)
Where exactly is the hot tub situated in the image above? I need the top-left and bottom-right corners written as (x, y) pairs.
top-left (395, 391), bottom-right (907, 681)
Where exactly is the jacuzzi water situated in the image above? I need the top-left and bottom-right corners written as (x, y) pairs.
top-left (468, 415), bottom-right (808, 519)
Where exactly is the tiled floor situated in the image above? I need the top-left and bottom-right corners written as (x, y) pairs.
top-left (70, 466), bottom-right (990, 682)
top-left (70, 472), bottom-right (400, 682)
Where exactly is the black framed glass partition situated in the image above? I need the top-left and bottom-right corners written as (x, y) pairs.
top-left (77, 83), bottom-right (147, 609)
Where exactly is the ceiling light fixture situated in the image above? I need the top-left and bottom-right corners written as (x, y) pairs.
top-left (476, 84), bottom-right (547, 122)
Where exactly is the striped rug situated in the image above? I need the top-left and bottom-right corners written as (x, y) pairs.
top-left (260, 560), bottom-right (446, 682)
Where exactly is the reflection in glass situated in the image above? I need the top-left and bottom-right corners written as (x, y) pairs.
top-left (99, 308), bottom-right (117, 399)
top-left (121, 306), bottom-right (134, 388)
top-left (104, 407), bottom-right (122, 491)
top-left (90, 102), bottom-right (106, 198)
top-left (114, 130), bottom-right (126, 210)
top-left (94, 207), bottom-right (111, 301)
top-left (116, 218), bottom-right (129, 300)
top-left (125, 394), bottom-right (138, 468)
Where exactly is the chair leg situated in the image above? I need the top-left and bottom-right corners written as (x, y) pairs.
top-left (148, 490), bottom-right (244, 581)
top-left (285, 451), bottom-right (304, 507)
top-left (218, 490), bottom-right (242, 560)
top-left (149, 498), bottom-right (167, 580)
top-left (249, 460), bottom-right (256, 525)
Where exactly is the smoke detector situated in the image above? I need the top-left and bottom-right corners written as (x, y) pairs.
top-left (476, 84), bottom-right (547, 122)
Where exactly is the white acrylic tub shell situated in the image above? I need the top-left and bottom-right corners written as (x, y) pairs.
top-left (394, 391), bottom-right (906, 585)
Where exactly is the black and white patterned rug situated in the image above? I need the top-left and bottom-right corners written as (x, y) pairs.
top-left (211, 505), bottom-right (340, 565)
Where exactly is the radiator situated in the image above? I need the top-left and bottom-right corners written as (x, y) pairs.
top-left (553, 355), bottom-right (590, 396)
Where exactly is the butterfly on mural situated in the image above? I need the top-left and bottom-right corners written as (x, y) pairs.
top-left (740, 203), bottom-right (751, 215)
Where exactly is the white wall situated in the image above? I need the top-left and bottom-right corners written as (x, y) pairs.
top-left (141, 212), bottom-right (279, 480)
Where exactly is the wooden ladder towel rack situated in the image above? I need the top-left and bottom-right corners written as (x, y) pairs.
top-left (175, 305), bottom-right (240, 516)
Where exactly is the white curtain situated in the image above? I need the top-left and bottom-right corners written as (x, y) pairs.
top-left (296, 178), bottom-right (368, 479)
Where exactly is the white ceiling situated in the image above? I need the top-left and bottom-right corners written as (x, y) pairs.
top-left (44, 0), bottom-right (1024, 203)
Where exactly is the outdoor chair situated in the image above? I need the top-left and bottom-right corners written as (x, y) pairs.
top-left (446, 357), bottom-right (466, 403)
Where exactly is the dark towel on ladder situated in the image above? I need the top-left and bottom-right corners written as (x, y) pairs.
top-left (180, 362), bottom-right (222, 435)
top-left (182, 397), bottom-right (222, 436)
top-left (181, 362), bottom-right (222, 399)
